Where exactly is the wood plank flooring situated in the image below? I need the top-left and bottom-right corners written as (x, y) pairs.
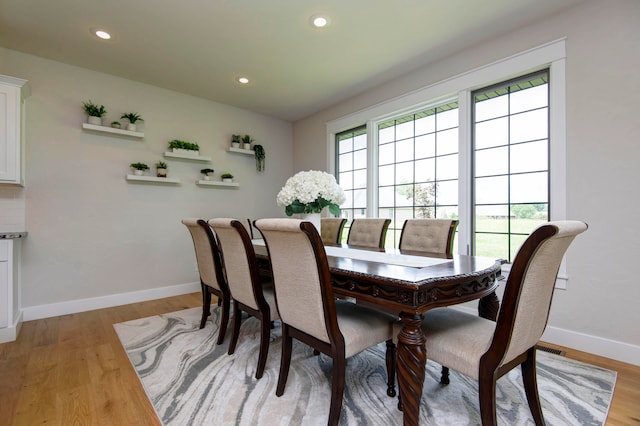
top-left (0, 293), bottom-right (638, 425)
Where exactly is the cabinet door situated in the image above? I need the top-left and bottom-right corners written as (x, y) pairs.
top-left (0, 84), bottom-right (20, 183)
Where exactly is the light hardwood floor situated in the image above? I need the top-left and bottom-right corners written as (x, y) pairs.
top-left (0, 293), bottom-right (638, 425)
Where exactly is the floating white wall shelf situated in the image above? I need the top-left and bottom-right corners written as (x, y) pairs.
top-left (125, 175), bottom-right (180, 184)
top-left (227, 147), bottom-right (255, 155)
top-left (82, 123), bottom-right (144, 138)
top-left (163, 151), bottom-right (212, 162)
top-left (196, 180), bottom-right (239, 188)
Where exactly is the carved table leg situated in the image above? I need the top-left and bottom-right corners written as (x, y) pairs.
top-left (397, 312), bottom-right (426, 426)
top-left (478, 291), bottom-right (499, 321)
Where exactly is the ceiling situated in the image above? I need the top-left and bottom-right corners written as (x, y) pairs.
top-left (0, 0), bottom-right (582, 122)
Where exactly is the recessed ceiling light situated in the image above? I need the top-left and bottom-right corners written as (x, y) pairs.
top-left (309, 14), bottom-right (331, 28)
top-left (237, 77), bottom-right (250, 84)
top-left (91, 28), bottom-right (112, 40)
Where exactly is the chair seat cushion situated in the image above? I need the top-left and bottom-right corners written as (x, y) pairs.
top-left (335, 301), bottom-right (396, 358)
top-left (393, 308), bottom-right (494, 380)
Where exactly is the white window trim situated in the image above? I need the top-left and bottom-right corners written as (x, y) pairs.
top-left (327, 38), bottom-right (569, 288)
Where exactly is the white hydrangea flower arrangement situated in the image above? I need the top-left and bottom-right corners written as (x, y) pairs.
top-left (276, 170), bottom-right (346, 216)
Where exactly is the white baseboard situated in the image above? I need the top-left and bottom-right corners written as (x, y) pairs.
top-left (0, 310), bottom-right (23, 344)
top-left (452, 305), bottom-right (640, 367)
top-left (22, 282), bottom-right (200, 322)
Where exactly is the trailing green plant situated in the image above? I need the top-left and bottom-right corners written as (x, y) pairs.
top-left (121, 112), bottom-right (144, 124)
top-left (82, 100), bottom-right (107, 117)
top-left (253, 144), bottom-right (265, 172)
top-left (220, 173), bottom-right (234, 179)
top-left (155, 161), bottom-right (168, 169)
top-left (129, 162), bottom-right (149, 171)
top-left (200, 168), bottom-right (215, 175)
top-left (168, 139), bottom-right (200, 151)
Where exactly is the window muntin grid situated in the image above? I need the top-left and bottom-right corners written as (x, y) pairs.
top-left (377, 102), bottom-right (460, 249)
top-left (472, 70), bottom-right (550, 262)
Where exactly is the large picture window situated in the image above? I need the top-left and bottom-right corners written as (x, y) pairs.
top-left (336, 126), bottom-right (367, 240)
top-left (472, 71), bottom-right (550, 261)
top-left (377, 103), bottom-right (459, 248)
top-left (330, 40), bottom-right (565, 268)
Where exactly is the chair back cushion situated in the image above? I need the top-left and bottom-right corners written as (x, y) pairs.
top-left (181, 218), bottom-right (222, 292)
top-left (209, 218), bottom-right (259, 310)
top-left (399, 219), bottom-right (459, 254)
top-left (320, 218), bottom-right (346, 245)
top-left (346, 218), bottom-right (391, 249)
top-left (255, 218), bottom-right (332, 343)
top-left (498, 221), bottom-right (588, 364)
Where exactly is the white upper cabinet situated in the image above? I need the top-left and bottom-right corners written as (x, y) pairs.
top-left (0, 75), bottom-right (30, 185)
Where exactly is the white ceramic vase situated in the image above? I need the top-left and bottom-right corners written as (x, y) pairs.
top-left (300, 213), bottom-right (321, 235)
top-left (87, 116), bottom-right (102, 125)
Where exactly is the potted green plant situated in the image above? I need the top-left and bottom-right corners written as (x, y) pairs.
top-left (231, 134), bottom-right (241, 149)
top-left (200, 168), bottom-right (215, 181)
top-left (82, 100), bottom-right (107, 125)
top-left (241, 134), bottom-right (254, 150)
top-left (220, 172), bottom-right (234, 183)
top-left (120, 112), bottom-right (144, 132)
top-left (111, 121), bottom-right (121, 129)
top-left (155, 161), bottom-right (168, 177)
top-left (253, 144), bottom-right (265, 172)
top-left (130, 162), bottom-right (149, 176)
top-left (168, 140), bottom-right (200, 156)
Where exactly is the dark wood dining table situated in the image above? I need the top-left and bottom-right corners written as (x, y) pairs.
top-left (253, 241), bottom-right (502, 426)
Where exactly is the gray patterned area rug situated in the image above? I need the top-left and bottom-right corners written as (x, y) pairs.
top-left (114, 307), bottom-right (616, 425)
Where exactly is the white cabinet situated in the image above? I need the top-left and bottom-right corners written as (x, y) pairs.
top-left (0, 75), bottom-right (30, 185)
top-left (0, 238), bottom-right (22, 343)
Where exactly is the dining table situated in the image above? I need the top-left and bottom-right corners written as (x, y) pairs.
top-left (252, 240), bottom-right (502, 426)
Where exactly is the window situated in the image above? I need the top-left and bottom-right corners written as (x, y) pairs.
top-left (473, 70), bottom-right (550, 262)
top-left (329, 40), bottom-right (565, 271)
top-left (336, 126), bottom-right (367, 241)
top-left (377, 103), bottom-right (459, 248)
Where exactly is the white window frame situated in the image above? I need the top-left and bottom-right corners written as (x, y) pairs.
top-left (327, 38), bottom-right (569, 288)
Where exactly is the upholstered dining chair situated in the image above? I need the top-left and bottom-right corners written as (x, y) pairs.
top-left (320, 217), bottom-right (347, 245)
top-left (181, 218), bottom-right (231, 344)
top-left (208, 218), bottom-right (280, 380)
top-left (255, 218), bottom-right (397, 426)
top-left (346, 218), bottom-right (391, 249)
top-left (399, 218), bottom-right (459, 255)
top-left (394, 220), bottom-right (587, 425)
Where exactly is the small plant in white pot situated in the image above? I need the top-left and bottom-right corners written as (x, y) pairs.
top-left (201, 168), bottom-right (215, 181)
top-left (82, 100), bottom-right (107, 125)
top-left (220, 172), bottom-right (234, 183)
top-left (231, 134), bottom-right (241, 149)
top-left (155, 161), bottom-right (168, 178)
top-left (121, 112), bottom-right (143, 131)
top-left (111, 121), bottom-right (121, 129)
top-left (130, 162), bottom-right (149, 176)
top-left (241, 134), bottom-right (254, 150)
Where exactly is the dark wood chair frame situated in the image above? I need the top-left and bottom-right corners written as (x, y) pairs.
top-left (346, 218), bottom-right (392, 249)
top-left (426, 224), bottom-right (578, 425)
top-left (188, 219), bottom-right (231, 344)
top-left (220, 219), bottom-right (275, 380)
top-left (262, 221), bottom-right (396, 426)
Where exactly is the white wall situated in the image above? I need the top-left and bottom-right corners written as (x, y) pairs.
top-left (0, 48), bottom-right (293, 314)
top-left (293, 0), bottom-right (640, 364)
